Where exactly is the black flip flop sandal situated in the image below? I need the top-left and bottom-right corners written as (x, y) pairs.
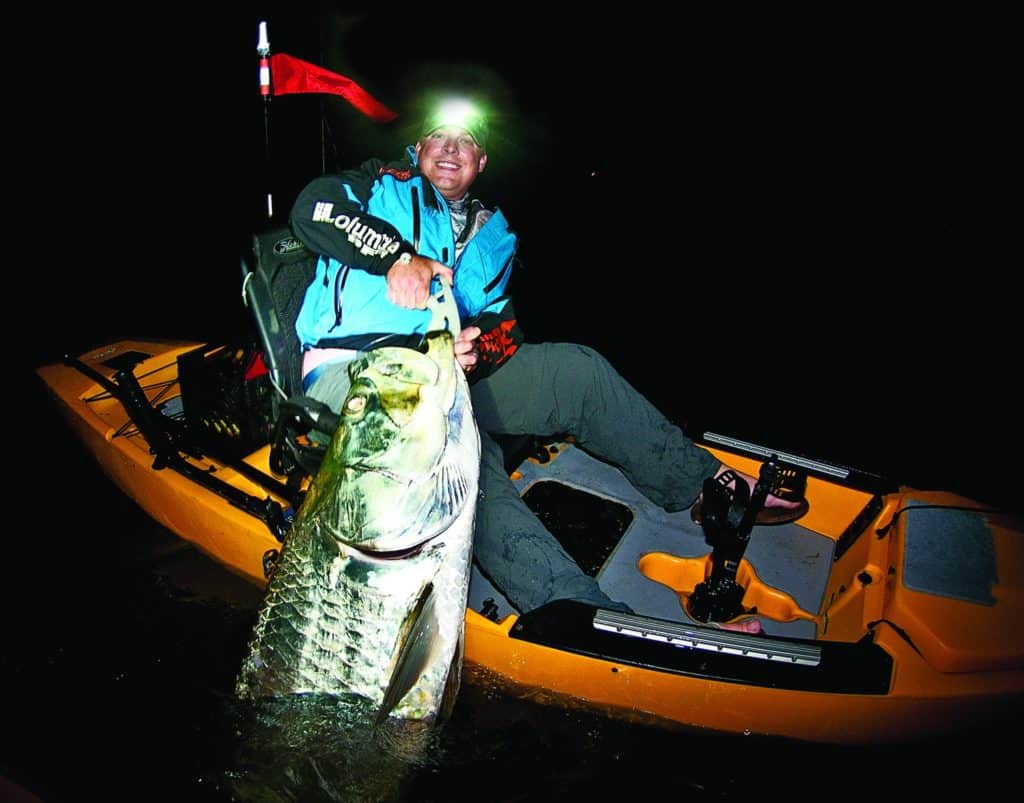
top-left (690, 467), bottom-right (809, 526)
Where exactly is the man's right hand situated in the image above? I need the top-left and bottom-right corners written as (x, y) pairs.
top-left (386, 254), bottom-right (454, 309)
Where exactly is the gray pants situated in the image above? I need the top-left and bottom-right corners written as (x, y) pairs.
top-left (307, 342), bottom-right (719, 614)
top-left (469, 342), bottom-right (718, 613)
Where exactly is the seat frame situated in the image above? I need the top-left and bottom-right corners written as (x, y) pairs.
top-left (240, 226), bottom-right (337, 476)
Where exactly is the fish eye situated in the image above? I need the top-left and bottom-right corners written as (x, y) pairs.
top-left (376, 361), bottom-right (405, 377)
top-left (344, 394), bottom-right (366, 414)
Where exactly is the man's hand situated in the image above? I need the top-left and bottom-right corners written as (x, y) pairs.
top-left (386, 254), bottom-right (454, 309)
top-left (454, 326), bottom-right (481, 372)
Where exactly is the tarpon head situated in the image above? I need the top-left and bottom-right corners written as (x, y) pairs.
top-left (302, 330), bottom-right (477, 553)
top-left (235, 330), bottom-right (479, 730)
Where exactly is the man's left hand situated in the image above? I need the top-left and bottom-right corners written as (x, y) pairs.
top-left (454, 326), bottom-right (481, 372)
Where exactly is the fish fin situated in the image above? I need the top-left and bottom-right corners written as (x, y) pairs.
top-left (376, 583), bottom-right (439, 725)
top-left (438, 462), bottom-right (467, 519)
top-left (439, 634), bottom-right (464, 723)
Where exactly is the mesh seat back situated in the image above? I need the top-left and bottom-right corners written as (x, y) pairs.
top-left (241, 227), bottom-right (318, 409)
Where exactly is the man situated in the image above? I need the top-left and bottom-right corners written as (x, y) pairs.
top-left (289, 97), bottom-right (802, 621)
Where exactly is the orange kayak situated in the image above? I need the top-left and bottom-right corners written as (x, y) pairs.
top-left (36, 336), bottom-right (1024, 744)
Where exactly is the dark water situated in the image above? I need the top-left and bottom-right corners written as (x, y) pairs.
top-left (6, 402), bottom-right (1020, 802)
top-left (5, 412), bottom-right (1020, 802)
top-left (11, 296), bottom-right (1021, 802)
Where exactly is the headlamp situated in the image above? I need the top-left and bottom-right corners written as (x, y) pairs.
top-left (421, 97), bottom-right (488, 149)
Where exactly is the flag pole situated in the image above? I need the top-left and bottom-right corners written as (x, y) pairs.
top-left (257, 20), bottom-right (274, 221)
top-left (254, 25), bottom-right (398, 223)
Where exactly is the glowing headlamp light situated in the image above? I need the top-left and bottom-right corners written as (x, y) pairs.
top-left (421, 98), bottom-right (488, 149)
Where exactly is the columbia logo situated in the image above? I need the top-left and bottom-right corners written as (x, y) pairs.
top-left (312, 202), bottom-right (335, 223)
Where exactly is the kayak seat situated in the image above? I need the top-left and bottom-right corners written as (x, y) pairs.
top-left (241, 226), bottom-right (318, 408)
top-left (241, 226), bottom-right (334, 476)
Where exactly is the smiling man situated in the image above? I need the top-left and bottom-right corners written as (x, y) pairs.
top-left (416, 98), bottom-right (489, 199)
top-left (291, 96), bottom-right (511, 385)
top-left (288, 94), bottom-right (802, 626)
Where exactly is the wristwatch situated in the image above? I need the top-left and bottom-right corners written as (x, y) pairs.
top-left (397, 252), bottom-right (413, 265)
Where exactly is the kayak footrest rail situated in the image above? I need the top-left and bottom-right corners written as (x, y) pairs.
top-left (512, 599), bottom-right (892, 693)
top-left (593, 610), bottom-right (821, 666)
top-left (699, 431), bottom-right (896, 495)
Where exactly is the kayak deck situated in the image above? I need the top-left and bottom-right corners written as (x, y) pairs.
top-left (494, 440), bottom-right (836, 639)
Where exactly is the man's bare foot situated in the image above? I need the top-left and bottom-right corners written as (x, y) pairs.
top-left (717, 617), bottom-right (763, 634)
top-left (716, 465), bottom-right (802, 512)
top-left (691, 463), bottom-right (808, 527)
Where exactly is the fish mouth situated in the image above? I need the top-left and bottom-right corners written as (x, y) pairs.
top-left (335, 462), bottom-right (451, 553)
top-left (346, 463), bottom-right (410, 484)
top-left (339, 535), bottom-right (438, 562)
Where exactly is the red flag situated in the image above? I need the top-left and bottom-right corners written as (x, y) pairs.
top-left (268, 53), bottom-right (397, 123)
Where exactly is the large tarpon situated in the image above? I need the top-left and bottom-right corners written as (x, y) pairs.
top-left (235, 328), bottom-right (480, 728)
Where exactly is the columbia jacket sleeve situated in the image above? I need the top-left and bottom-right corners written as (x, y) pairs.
top-left (465, 298), bottom-right (524, 382)
top-left (290, 159), bottom-right (414, 276)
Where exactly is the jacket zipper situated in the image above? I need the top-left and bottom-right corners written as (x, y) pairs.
top-left (329, 264), bottom-right (350, 332)
top-left (411, 186), bottom-right (421, 251)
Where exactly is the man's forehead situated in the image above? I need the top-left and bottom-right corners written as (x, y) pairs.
top-left (422, 124), bottom-right (482, 147)
top-left (425, 124), bottom-right (475, 137)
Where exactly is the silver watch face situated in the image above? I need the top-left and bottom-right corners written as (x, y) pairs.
top-left (398, 252), bottom-right (413, 264)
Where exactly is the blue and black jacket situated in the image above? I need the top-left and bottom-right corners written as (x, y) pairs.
top-left (290, 146), bottom-right (522, 380)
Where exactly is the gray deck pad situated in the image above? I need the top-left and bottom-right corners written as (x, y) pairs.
top-left (509, 443), bottom-right (834, 639)
top-left (467, 562), bottom-right (517, 621)
top-left (902, 500), bottom-right (996, 605)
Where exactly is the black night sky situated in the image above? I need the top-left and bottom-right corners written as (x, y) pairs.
top-left (33, 6), bottom-right (1017, 504)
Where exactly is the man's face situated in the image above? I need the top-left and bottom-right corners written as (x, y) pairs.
top-left (415, 125), bottom-right (488, 200)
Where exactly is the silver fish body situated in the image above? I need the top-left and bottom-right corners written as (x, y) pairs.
top-left (235, 330), bottom-right (479, 724)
